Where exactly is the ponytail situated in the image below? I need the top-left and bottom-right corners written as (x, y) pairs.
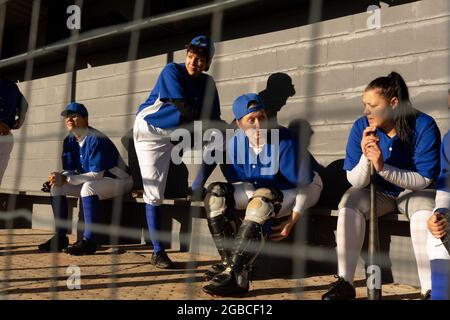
top-left (365, 71), bottom-right (416, 146)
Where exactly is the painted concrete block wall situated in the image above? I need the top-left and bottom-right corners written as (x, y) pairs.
top-left (0, 1), bottom-right (447, 286)
top-left (2, 0), bottom-right (448, 194)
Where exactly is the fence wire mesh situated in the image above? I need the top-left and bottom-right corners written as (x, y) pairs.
top-left (0, 0), bottom-right (448, 301)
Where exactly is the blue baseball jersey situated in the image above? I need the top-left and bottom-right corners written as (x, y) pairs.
top-left (0, 77), bottom-right (27, 129)
top-left (436, 130), bottom-right (450, 193)
top-left (136, 62), bottom-right (221, 129)
top-left (62, 127), bottom-right (129, 177)
top-left (344, 112), bottom-right (441, 196)
top-left (225, 126), bottom-right (319, 190)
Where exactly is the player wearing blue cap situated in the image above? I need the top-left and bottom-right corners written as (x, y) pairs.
top-left (426, 91), bottom-right (450, 300)
top-left (202, 93), bottom-right (323, 296)
top-left (0, 77), bottom-right (28, 186)
top-left (38, 102), bottom-right (133, 254)
top-left (134, 35), bottom-right (223, 268)
top-left (322, 72), bottom-right (441, 300)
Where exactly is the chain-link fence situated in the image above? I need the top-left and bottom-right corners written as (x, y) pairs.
top-left (0, 0), bottom-right (449, 300)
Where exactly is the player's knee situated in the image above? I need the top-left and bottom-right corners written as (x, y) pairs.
top-left (244, 187), bottom-right (283, 225)
top-left (338, 188), bottom-right (368, 214)
top-left (204, 182), bottom-right (234, 219)
top-left (397, 191), bottom-right (435, 217)
top-left (80, 182), bottom-right (98, 197)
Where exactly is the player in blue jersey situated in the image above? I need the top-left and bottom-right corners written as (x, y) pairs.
top-left (202, 93), bottom-right (323, 296)
top-left (38, 102), bottom-right (133, 255)
top-left (134, 35), bottom-right (223, 269)
top-left (426, 92), bottom-right (450, 300)
top-left (322, 72), bottom-right (441, 300)
top-left (0, 77), bottom-right (28, 186)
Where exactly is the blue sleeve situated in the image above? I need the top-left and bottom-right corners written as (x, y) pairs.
top-left (0, 79), bottom-right (27, 128)
top-left (437, 131), bottom-right (450, 192)
top-left (157, 63), bottom-right (186, 101)
top-left (343, 120), bottom-right (364, 171)
top-left (413, 119), bottom-right (441, 180)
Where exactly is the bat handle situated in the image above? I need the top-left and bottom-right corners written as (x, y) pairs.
top-left (368, 161), bottom-right (382, 300)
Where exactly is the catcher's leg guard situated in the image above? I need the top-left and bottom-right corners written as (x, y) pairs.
top-left (204, 182), bottom-right (237, 280)
top-left (203, 187), bottom-right (283, 296)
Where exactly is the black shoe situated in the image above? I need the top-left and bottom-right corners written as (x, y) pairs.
top-left (204, 262), bottom-right (227, 281)
top-left (64, 239), bottom-right (97, 256)
top-left (187, 186), bottom-right (206, 202)
top-left (322, 276), bottom-right (356, 300)
top-left (38, 235), bottom-right (69, 252)
top-left (151, 251), bottom-right (175, 269)
top-left (203, 268), bottom-right (250, 296)
top-left (420, 290), bottom-right (431, 300)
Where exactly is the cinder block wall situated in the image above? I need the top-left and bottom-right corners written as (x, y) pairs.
top-left (2, 0), bottom-right (449, 193)
top-left (1, 0), bottom-right (448, 287)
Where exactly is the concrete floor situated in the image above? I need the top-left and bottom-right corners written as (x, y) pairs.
top-left (0, 229), bottom-right (421, 300)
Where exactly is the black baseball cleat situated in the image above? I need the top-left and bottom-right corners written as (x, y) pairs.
top-left (187, 186), bottom-right (207, 202)
top-left (38, 235), bottom-right (69, 252)
top-left (322, 276), bottom-right (356, 300)
top-left (64, 239), bottom-right (98, 255)
top-left (203, 262), bottom-right (227, 281)
top-left (151, 250), bottom-right (175, 269)
top-left (420, 290), bottom-right (431, 300)
top-left (202, 268), bottom-right (250, 296)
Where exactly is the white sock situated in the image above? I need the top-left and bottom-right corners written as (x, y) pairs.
top-left (337, 208), bottom-right (366, 285)
top-left (410, 210), bottom-right (433, 294)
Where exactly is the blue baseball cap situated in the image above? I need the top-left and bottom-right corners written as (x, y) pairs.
top-left (190, 35), bottom-right (215, 60)
top-left (61, 102), bottom-right (88, 117)
top-left (232, 93), bottom-right (266, 120)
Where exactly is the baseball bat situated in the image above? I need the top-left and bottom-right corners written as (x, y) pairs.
top-left (368, 132), bottom-right (382, 300)
top-left (436, 212), bottom-right (450, 256)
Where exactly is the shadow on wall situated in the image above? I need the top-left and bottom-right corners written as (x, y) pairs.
top-left (258, 72), bottom-right (296, 121)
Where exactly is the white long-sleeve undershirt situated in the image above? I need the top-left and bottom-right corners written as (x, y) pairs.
top-left (346, 154), bottom-right (371, 188)
top-left (378, 164), bottom-right (432, 191)
top-left (434, 190), bottom-right (450, 212)
top-left (66, 171), bottom-right (104, 185)
top-left (346, 154), bottom-right (432, 190)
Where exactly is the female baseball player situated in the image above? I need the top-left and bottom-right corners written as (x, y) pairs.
top-left (0, 77), bottom-right (28, 186)
top-left (322, 72), bottom-right (441, 300)
top-left (427, 129), bottom-right (450, 300)
top-left (134, 35), bottom-right (222, 269)
top-left (38, 102), bottom-right (133, 255)
top-left (202, 93), bottom-right (323, 296)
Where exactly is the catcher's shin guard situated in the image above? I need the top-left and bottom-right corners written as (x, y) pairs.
top-left (204, 182), bottom-right (236, 279)
top-left (230, 220), bottom-right (265, 274)
top-left (202, 187), bottom-right (283, 295)
top-left (202, 220), bottom-right (262, 296)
